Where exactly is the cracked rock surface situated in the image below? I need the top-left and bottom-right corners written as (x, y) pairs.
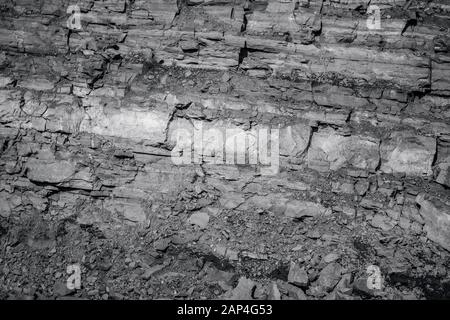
top-left (0, 0), bottom-right (450, 300)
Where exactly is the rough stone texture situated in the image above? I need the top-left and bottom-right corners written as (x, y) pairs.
top-left (188, 211), bottom-right (210, 229)
top-left (416, 194), bottom-right (450, 251)
top-left (0, 0), bottom-right (450, 301)
top-left (381, 132), bottom-right (436, 176)
top-left (288, 262), bottom-right (309, 288)
top-left (436, 163), bottom-right (450, 188)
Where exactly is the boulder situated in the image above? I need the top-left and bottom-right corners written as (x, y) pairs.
top-left (279, 123), bottom-right (311, 157)
top-left (26, 159), bottom-right (76, 184)
top-left (188, 211), bottom-right (210, 229)
top-left (317, 263), bottom-right (342, 292)
top-left (284, 200), bottom-right (328, 219)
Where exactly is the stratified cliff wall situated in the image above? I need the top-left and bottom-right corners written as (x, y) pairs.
top-left (0, 0), bottom-right (450, 300)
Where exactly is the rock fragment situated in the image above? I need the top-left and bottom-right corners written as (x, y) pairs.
top-left (225, 277), bottom-right (256, 300)
top-left (381, 132), bottom-right (436, 176)
top-left (416, 194), bottom-right (450, 251)
top-left (317, 263), bottom-right (342, 292)
top-left (187, 211), bottom-right (210, 229)
top-left (288, 262), bottom-right (309, 288)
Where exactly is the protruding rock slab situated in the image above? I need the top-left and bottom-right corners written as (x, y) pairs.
top-left (436, 163), bottom-right (450, 188)
top-left (279, 123), bottom-right (312, 157)
top-left (416, 194), bottom-right (450, 251)
top-left (308, 128), bottom-right (380, 172)
top-left (381, 132), bottom-right (436, 176)
top-left (225, 277), bottom-right (256, 300)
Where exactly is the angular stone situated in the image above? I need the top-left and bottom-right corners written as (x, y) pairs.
top-left (188, 211), bottom-right (210, 229)
top-left (317, 263), bottom-right (342, 292)
top-left (246, 195), bottom-right (274, 211)
top-left (53, 281), bottom-right (74, 297)
top-left (308, 128), bottom-right (380, 172)
top-left (416, 194), bottom-right (450, 251)
top-left (142, 264), bottom-right (165, 280)
top-left (370, 214), bottom-right (396, 231)
top-left (26, 159), bottom-right (76, 184)
top-left (277, 281), bottom-right (308, 300)
top-left (353, 277), bottom-right (377, 297)
top-left (268, 282), bottom-right (281, 300)
top-left (132, 0), bottom-right (178, 24)
top-left (44, 103), bottom-right (85, 134)
top-left (0, 76), bottom-right (14, 87)
top-left (80, 105), bottom-right (171, 145)
top-left (436, 163), bottom-right (450, 188)
top-left (179, 39), bottom-right (198, 52)
top-left (322, 253), bottom-right (340, 264)
top-left (103, 199), bottom-right (147, 223)
top-left (284, 200), bottom-right (328, 219)
top-left (279, 123), bottom-right (311, 157)
top-left (0, 90), bottom-right (22, 122)
top-left (288, 262), bottom-right (309, 287)
top-left (381, 132), bottom-right (436, 176)
top-left (226, 277), bottom-right (256, 300)
top-left (205, 266), bottom-right (235, 285)
top-left (0, 192), bottom-right (12, 218)
top-left (355, 180), bottom-right (370, 196)
top-left (219, 193), bottom-right (245, 210)
top-left (154, 238), bottom-right (171, 252)
top-left (332, 181), bottom-right (354, 194)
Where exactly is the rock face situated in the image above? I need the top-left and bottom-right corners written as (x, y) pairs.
top-left (1, 0), bottom-right (450, 301)
top-left (288, 262), bottom-right (309, 288)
